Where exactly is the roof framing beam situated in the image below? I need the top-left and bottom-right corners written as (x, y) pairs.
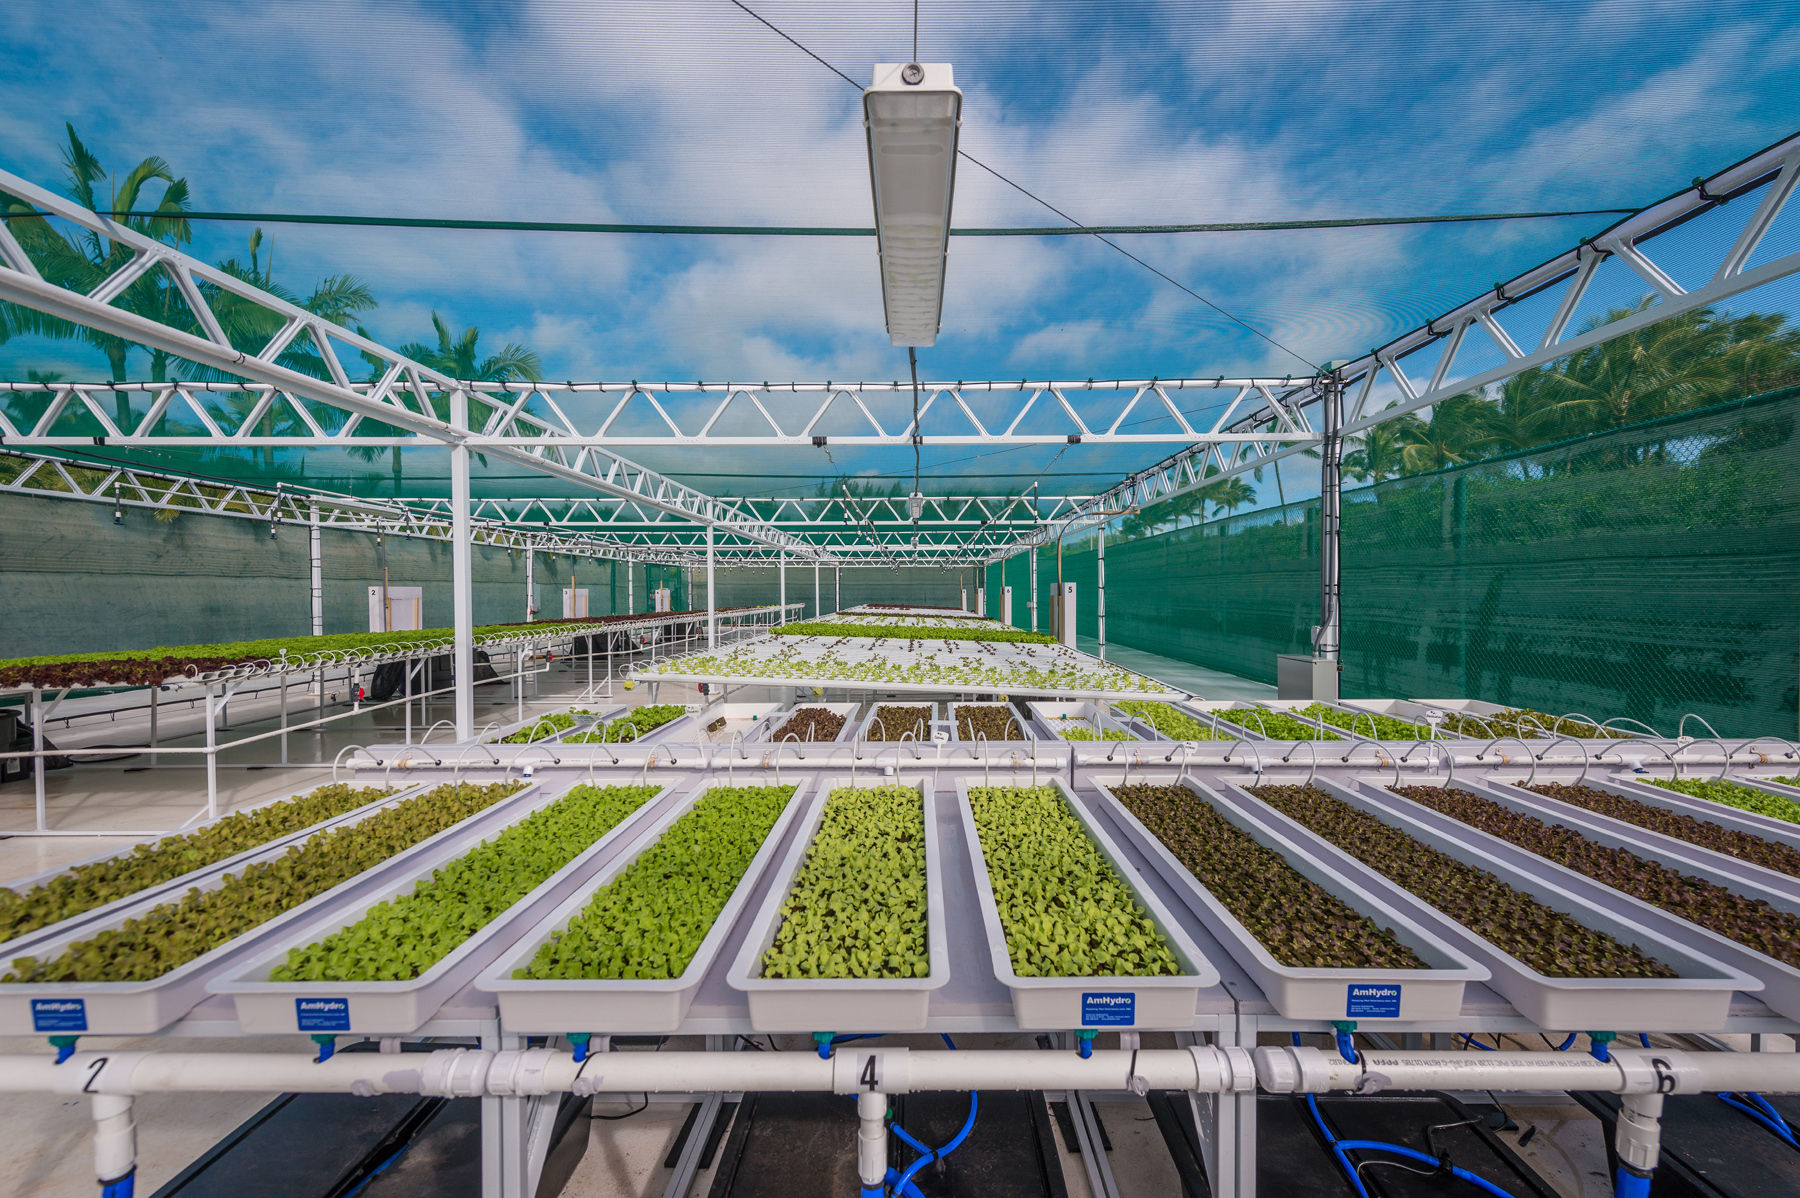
top-left (0, 168), bottom-right (819, 560)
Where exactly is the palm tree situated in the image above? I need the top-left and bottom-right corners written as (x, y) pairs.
top-left (1, 126), bottom-right (194, 427)
top-left (3, 369), bottom-right (62, 432)
top-left (1343, 406), bottom-right (1419, 484)
top-left (361, 312), bottom-right (542, 494)
top-left (1553, 299), bottom-right (1754, 433)
top-left (1208, 476), bottom-right (1257, 518)
top-left (1398, 394), bottom-right (1496, 474)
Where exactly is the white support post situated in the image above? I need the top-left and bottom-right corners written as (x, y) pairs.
top-left (834, 566), bottom-right (841, 613)
top-left (1028, 547), bottom-right (1038, 632)
top-left (706, 524), bottom-right (716, 649)
top-left (204, 684), bottom-right (218, 821)
top-left (524, 548), bottom-right (535, 622)
top-left (626, 554), bottom-right (633, 615)
top-left (309, 503), bottom-right (323, 636)
top-left (1098, 523), bottom-right (1107, 662)
top-left (779, 551), bottom-right (785, 619)
top-left (31, 687), bottom-right (45, 832)
top-left (279, 676), bottom-right (288, 764)
top-left (148, 684), bottom-right (158, 767)
top-left (814, 563), bottom-right (820, 619)
top-left (450, 389), bottom-right (475, 741)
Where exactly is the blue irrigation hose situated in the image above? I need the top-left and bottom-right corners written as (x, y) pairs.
top-left (312, 1034), bottom-right (336, 1063)
top-left (99, 1172), bottom-right (134, 1198)
top-left (1553, 1033), bottom-right (1578, 1051)
top-left (1639, 1034), bottom-right (1652, 1048)
top-left (885, 1033), bottom-right (977, 1198)
top-left (1336, 1030), bottom-right (1360, 1064)
top-left (1292, 1035), bottom-right (1519, 1198)
top-left (1719, 1092), bottom-right (1800, 1147)
top-left (1459, 1035), bottom-right (1495, 1051)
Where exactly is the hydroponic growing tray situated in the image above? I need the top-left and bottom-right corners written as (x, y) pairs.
top-left (634, 633), bottom-right (1179, 700)
top-left (210, 780), bottom-right (676, 1035)
top-left (752, 702), bottom-right (862, 745)
top-left (474, 778), bottom-right (811, 1034)
top-left (725, 775), bottom-right (950, 1032)
top-left (1252, 776), bottom-right (1753, 1030)
top-left (0, 782), bottom-right (543, 1036)
top-left (1406, 776), bottom-right (1800, 1024)
top-left (954, 776), bottom-right (1218, 1029)
top-left (0, 782), bottom-right (426, 964)
top-left (1089, 776), bottom-right (1486, 1021)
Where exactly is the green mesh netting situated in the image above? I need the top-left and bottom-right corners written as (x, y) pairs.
top-left (989, 385), bottom-right (1800, 739)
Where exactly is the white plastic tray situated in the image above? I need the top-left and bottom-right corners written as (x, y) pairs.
top-left (209, 779), bottom-right (677, 1034)
top-left (753, 702), bottom-right (862, 745)
top-left (474, 778), bottom-right (811, 1033)
top-left (725, 775), bottom-right (950, 1032)
top-left (1440, 776), bottom-right (1800, 1024)
top-left (0, 782), bottom-right (427, 964)
top-left (1598, 772), bottom-right (1800, 845)
top-left (1027, 701), bottom-right (1141, 743)
top-left (948, 703), bottom-right (1037, 744)
top-left (0, 782), bottom-right (543, 1036)
top-left (1268, 776), bottom-right (1755, 1030)
top-left (1088, 776), bottom-right (1486, 1021)
top-left (954, 776), bottom-right (1218, 1030)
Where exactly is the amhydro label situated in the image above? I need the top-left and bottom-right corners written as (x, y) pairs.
top-left (31, 998), bottom-right (87, 1032)
top-left (1346, 984), bottom-right (1402, 1018)
top-left (296, 997), bottom-right (352, 1032)
top-left (1081, 992), bottom-right (1136, 1026)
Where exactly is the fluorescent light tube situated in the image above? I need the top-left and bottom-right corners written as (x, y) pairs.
top-left (864, 63), bottom-right (962, 348)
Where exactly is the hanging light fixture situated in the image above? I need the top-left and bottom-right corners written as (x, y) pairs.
top-left (864, 62), bottom-right (962, 347)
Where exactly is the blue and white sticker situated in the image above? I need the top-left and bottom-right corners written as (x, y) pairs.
top-left (295, 997), bottom-right (351, 1032)
top-left (31, 998), bottom-right (87, 1032)
top-left (1081, 992), bottom-right (1136, 1026)
top-left (1346, 984), bottom-right (1402, 1018)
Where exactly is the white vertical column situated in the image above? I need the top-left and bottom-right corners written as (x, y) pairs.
top-left (1097, 524), bottom-right (1108, 662)
top-left (450, 388), bottom-right (475, 741)
top-left (706, 523), bottom-right (716, 649)
top-left (524, 547), bottom-right (535, 622)
top-left (309, 503), bottom-right (323, 635)
top-left (1028, 547), bottom-right (1038, 632)
top-left (779, 551), bottom-right (786, 618)
top-left (834, 565), bottom-right (841, 613)
top-left (626, 554), bottom-right (634, 614)
top-left (814, 562), bottom-right (820, 619)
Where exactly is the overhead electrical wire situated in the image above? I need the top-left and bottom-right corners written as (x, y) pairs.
top-left (0, 208), bottom-right (1642, 238)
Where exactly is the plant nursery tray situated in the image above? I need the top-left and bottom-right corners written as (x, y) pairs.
top-left (0, 783), bottom-right (428, 965)
top-left (687, 702), bottom-right (784, 744)
top-left (0, 782), bottom-right (545, 1036)
top-left (483, 707), bottom-right (610, 745)
top-left (1412, 776), bottom-right (1800, 1024)
top-left (1026, 701), bottom-right (1145, 742)
top-left (1481, 777), bottom-right (1800, 900)
top-left (751, 702), bottom-right (863, 745)
top-left (1088, 776), bottom-right (1486, 1021)
top-left (552, 706), bottom-right (703, 751)
top-left (1264, 776), bottom-right (1753, 1029)
top-left (954, 776), bottom-right (1218, 1030)
top-left (1599, 772), bottom-right (1800, 842)
top-left (725, 775), bottom-right (950, 1032)
top-left (1174, 701), bottom-right (1290, 741)
top-left (209, 780), bottom-right (680, 1035)
top-left (948, 703), bottom-right (1038, 743)
top-left (475, 778), bottom-right (811, 1034)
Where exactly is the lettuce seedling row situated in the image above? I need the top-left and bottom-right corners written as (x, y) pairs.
top-left (955, 777), bottom-right (1216, 1030)
top-left (211, 781), bottom-right (671, 1035)
top-left (727, 778), bottom-right (949, 1032)
top-left (1392, 778), bottom-right (1800, 1023)
top-left (476, 779), bottom-right (809, 1034)
top-left (0, 781), bottom-right (536, 1036)
top-left (1092, 778), bottom-right (1485, 1021)
top-left (1281, 773), bottom-right (1756, 1028)
top-left (0, 782), bottom-right (417, 962)
top-left (1646, 776), bottom-right (1800, 828)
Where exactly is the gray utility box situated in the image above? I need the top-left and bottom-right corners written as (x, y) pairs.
top-left (1277, 654), bottom-right (1340, 701)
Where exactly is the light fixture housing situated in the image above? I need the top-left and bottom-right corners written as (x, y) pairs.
top-left (864, 62), bottom-right (962, 348)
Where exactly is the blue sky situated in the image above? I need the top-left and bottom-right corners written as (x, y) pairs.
top-left (3, 0), bottom-right (1800, 498)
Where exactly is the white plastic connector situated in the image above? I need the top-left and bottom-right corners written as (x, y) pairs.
top-left (1252, 1045), bottom-right (1335, 1093)
top-left (91, 1093), bottom-right (135, 1186)
top-left (1616, 1092), bottom-right (1665, 1173)
top-left (857, 1091), bottom-right (887, 1187)
top-left (832, 1047), bottom-right (910, 1095)
top-left (1190, 1045), bottom-right (1257, 1094)
top-left (487, 1049), bottom-right (557, 1096)
top-left (1613, 1049), bottom-right (1702, 1095)
top-left (418, 1048), bottom-right (493, 1097)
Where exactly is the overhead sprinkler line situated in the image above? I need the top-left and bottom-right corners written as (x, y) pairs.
top-left (723, 0), bottom-right (1318, 372)
top-left (0, 208), bottom-right (1645, 237)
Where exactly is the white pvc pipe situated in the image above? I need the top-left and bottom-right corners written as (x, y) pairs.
top-left (1255, 1046), bottom-right (1800, 1096)
top-left (857, 1091), bottom-right (886, 1189)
